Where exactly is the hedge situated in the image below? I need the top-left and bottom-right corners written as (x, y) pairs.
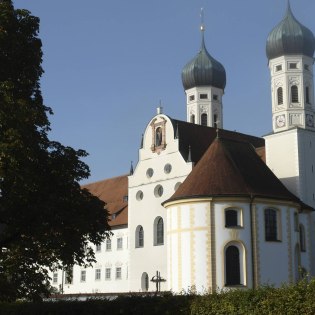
top-left (1, 279), bottom-right (315, 315)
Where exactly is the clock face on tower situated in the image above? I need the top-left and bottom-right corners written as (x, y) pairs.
top-left (276, 114), bottom-right (286, 128)
top-left (306, 114), bottom-right (314, 127)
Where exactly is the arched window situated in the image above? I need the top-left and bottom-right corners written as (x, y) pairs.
top-left (225, 245), bottom-right (241, 285)
top-left (299, 224), bottom-right (306, 252)
top-left (225, 209), bottom-right (238, 227)
top-left (201, 113), bottom-right (208, 126)
top-left (291, 85), bottom-right (299, 103)
top-left (135, 225), bottom-right (144, 248)
top-left (190, 115), bottom-right (195, 123)
top-left (154, 217), bottom-right (164, 246)
top-left (141, 272), bottom-right (149, 292)
top-left (155, 127), bottom-right (162, 146)
top-left (277, 87), bottom-right (283, 105)
top-left (264, 208), bottom-right (279, 241)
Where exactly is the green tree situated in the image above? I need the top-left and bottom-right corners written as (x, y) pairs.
top-left (0, 0), bottom-right (111, 301)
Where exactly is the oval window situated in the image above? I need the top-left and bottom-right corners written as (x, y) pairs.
top-left (154, 185), bottom-right (163, 198)
top-left (146, 168), bottom-right (154, 178)
top-left (136, 190), bottom-right (144, 201)
top-left (164, 163), bottom-right (172, 174)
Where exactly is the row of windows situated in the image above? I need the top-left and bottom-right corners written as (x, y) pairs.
top-left (188, 93), bottom-right (219, 102)
top-left (135, 217), bottom-right (164, 248)
top-left (96, 237), bottom-right (124, 252)
top-left (225, 208), bottom-right (306, 247)
top-left (276, 85), bottom-right (311, 105)
top-left (275, 62), bottom-right (310, 72)
top-left (54, 267), bottom-right (124, 285)
top-left (190, 113), bottom-right (218, 127)
top-left (136, 182), bottom-right (182, 201)
top-left (225, 240), bottom-right (305, 286)
top-left (146, 164), bottom-right (172, 178)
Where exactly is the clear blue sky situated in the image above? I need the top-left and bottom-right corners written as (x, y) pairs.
top-left (13, 0), bottom-right (315, 183)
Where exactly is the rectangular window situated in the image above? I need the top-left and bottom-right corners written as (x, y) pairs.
top-left (106, 239), bottom-right (111, 251)
top-left (53, 272), bottom-right (58, 284)
top-left (95, 268), bottom-right (101, 281)
top-left (81, 270), bottom-right (86, 282)
top-left (200, 93), bottom-right (208, 99)
top-left (105, 268), bottom-right (111, 280)
top-left (289, 62), bottom-right (297, 69)
top-left (116, 267), bottom-right (122, 279)
top-left (96, 244), bottom-right (101, 252)
top-left (276, 64), bottom-right (282, 71)
top-left (117, 237), bottom-right (123, 250)
top-left (189, 95), bottom-right (195, 101)
top-left (294, 213), bottom-right (299, 232)
top-left (213, 94), bottom-right (218, 100)
top-left (225, 209), bottom-right (238, 227)
top-left (304, 64), bottom-right (309, 71)
top-left (265, 209), bottom-right (279, 241)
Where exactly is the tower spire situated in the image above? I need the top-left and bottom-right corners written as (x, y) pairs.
top-left (200, 8), bottom-right (205, 49)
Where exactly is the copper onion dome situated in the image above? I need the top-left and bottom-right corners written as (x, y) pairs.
top-left (182, 28), bottom-right (226, 91)
top-left (266, 2), bottom-right (315, 60)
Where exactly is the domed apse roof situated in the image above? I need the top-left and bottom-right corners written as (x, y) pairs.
top-left (266, 2), bottom-right (315, 60)
top-left (164, 137), bottom-right (304, 204)
top-left (182, 30), bottom-right (226, 91)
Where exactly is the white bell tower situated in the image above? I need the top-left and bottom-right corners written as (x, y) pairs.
top-left (265, 2), bottom-right (315, 276)
top-left (181, 9), bottom-right (226, 128)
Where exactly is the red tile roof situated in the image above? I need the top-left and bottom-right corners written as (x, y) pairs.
top-left (82, 175), bottom-right (128, 227)
top-left (165, 137), bottom-right (304, 205)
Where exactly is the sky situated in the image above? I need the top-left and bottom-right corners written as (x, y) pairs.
top-left (13, 0), bottom-right (315, 184)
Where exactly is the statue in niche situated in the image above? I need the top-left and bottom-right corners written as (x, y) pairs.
top-left (155, 127), bottom-right (162, 146)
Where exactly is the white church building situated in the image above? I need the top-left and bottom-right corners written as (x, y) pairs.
top-left (51, 3), bottom-right (315, 294)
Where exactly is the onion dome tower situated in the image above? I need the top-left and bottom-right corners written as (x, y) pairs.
top-left (182, 11), bottom-right (226, 128)
top-left (266, 1), bottom-right (315, 132)
top-left (264, 2), bottom-right (315, 268)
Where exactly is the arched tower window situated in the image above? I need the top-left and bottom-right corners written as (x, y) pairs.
top-left (225, 245), bottom-right (241, 285)
top-left (135, 225), bottom-right (144, 248)
top-left (190, 114), bottom-right (195, 123)
top-left (154, 217), bottom-right (164, 246)
top-left (291, 85), bottom-right (299, 103)
top-left (201, 113), bottom-right (207, 126)
top-left (277, 87), bottom-right (283, 105)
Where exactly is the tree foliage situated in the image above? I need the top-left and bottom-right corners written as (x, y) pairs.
top-left (0, 0), bottom-right (111, 301)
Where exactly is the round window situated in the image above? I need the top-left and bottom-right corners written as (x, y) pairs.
top-left (136, 190), bottom-right (144, 201)
top-left (146, 168), bottom-right (154, 178)
top-left (154, 185), bottom-right (163, 198)
top-left (164, 163), bottom-right (172, 174)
